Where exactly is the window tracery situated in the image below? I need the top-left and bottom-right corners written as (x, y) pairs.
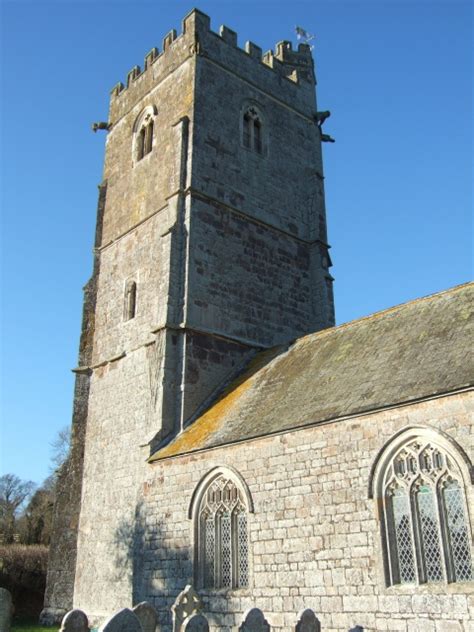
top-left (380, 437), bottom-right (473, 586)
top-left (133, 106), bottom-right (156, 163)
top-left (197, 473), bottom-right (249, 589)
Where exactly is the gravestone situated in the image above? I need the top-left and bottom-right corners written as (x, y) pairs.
top-left (182, 613), bottom-right (209, 632)
top-left (239, 609), bottom-right (270, 632)
top-left (0, 588), bottom-right (13, 632)
top-left (171, 585), bottom-right (203, 632)
top-left (133, 602), bottom-right (158, 632)
top-left (98, 608), bottom-right (143, 632)
top-left (295, 609), bottom-right (321, 632)
top-left (60, 609), bottom-right (89, 632)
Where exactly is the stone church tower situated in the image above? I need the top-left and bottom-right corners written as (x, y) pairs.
top-left (42, 9), bottom-right (335, 622)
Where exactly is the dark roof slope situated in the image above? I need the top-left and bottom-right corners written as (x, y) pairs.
top-left (150, 283), bottom-right (473, 461)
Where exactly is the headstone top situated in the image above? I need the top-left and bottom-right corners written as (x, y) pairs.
top-left (0, 588), bottom-right (13, 632)
top-left (182, 613), bottom-right (209, 632)
top-left (295, 609), bottom-right (321, 632)
top-left (60, 609), bottom-right (89, 632)
top-left (99, 608), bottom-right (143, 632)
top-left (239, 608), bottom-right (270, 632)
top-left (133, 602), bottom-right (158, 632)
top-left (171, 585), bottom-right (203, 632)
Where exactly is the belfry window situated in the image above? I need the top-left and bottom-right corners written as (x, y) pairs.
top-left (242, 107), bottom-right (263, 154)
top-left (196, 473), bottom-right (250, 589)
top-left (133, 106), bottom-right (156, 163)
top-left (136, 118), bottom-right (154, 161)
top-left (124, 280), bottom-right (137, 320)
top-left (377, 436), bottom-right (473, 586)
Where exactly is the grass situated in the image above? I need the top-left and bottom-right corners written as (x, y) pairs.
top-left (12, 622), bottom-right (57, 632)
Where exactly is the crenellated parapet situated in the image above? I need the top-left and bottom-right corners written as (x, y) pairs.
top-left (109, 8), bottom-right (317, 113)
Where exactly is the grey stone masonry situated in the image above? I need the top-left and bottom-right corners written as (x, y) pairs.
top-left (63, 8), bottom-right (335, 623)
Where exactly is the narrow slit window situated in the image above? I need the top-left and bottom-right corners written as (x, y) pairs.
top-left (145, 121), bottom-right (154, 155)
top-left (124, 281), bottom-right (137, 320)
top-left (137, 128), bottom-right (146, 161)
top-left (242, 107), bottom-right (263, 154)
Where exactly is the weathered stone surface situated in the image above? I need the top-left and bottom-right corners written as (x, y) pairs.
top-left (239, 609), bottom-right (270, 632)
top-left (182, 613), bottom-right (209, 632)
top-left (133, 602), bottom-right (157, 632)
top-left (42, 7), bottom-right (474, 632)
top-left (0, 588), bottom-right (13, 632)
top-left (60, 609), bottom-right (89, 632)
top-left (295, 609), bottom-right (320, 632)
top-left (99, 608), bottom-right (143, 632)
top-left (151, 283), bottom-right (473, 460)
top-left (171, 586), bottom-right (202, 632)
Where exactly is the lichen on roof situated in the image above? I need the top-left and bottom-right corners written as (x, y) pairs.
top-left (149, 282), bottom-right (474, 462)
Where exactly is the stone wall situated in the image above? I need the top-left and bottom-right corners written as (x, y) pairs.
top-left (140, 392), bottom-right (473, 632)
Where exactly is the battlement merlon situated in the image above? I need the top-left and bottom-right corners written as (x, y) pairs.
top-left (108, 8), bottom-right (319, 124)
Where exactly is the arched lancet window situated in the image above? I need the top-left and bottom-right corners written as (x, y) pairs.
top-left (242, 106), bottom-right (263, 154)
top-left (124, 280), bottom-right (137, 320)
top-left (373, 429), bottom-right (474, 586)
top-left (191, 468), bottom-right (252, 590)
top-left (133, 106), bottom-right (156, 163)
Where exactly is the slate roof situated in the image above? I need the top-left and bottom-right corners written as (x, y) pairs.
top-left (150, 283), bottom-right (474, 462)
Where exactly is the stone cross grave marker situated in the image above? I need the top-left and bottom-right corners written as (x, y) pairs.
top-left (295, 609), bottom-right (321, 632)
top-left (99, 608), bottom-right (143, 632)
top-left (133, 602), bottom-right (158, 632)
top-left (182, 613), bottom-right (209, 632)
top-left (171, 585), bottom-right (203, 632)
top-left (0, 588), bottom-right (13, 632)
top-left (239, 608), bottom-right (270, 632)
top-left (60, 609), bottom-right (89, 632)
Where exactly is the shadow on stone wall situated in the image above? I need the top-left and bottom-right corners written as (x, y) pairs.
top-left (112, 500), bottom-right (194, 630)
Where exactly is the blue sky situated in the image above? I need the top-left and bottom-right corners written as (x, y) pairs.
top-left (1, 0), bottom-right (472, 486)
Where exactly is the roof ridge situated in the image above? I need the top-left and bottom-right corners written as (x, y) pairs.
top-left (294, 281), bottom-right (473, 347)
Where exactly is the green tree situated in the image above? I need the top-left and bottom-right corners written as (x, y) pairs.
top-left (0, 474), bottom-right (35, 543)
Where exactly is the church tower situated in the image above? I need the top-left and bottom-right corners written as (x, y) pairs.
top-left (42, 9), bottom-right (334, 622)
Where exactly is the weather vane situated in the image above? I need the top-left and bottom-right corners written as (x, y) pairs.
top-left (295, 26), bottom-right (315, 49)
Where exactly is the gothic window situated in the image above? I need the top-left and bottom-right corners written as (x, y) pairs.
top-left (124, 280), bottom-right (137, 320)
top-left (133, 106), bottom-right (156, 163)
top-left (376, 434), bottom-right (473, 586)
top-left (194, 471), bottom-right (250, 589)
top-left (242, 106), bottom-right (263, 154)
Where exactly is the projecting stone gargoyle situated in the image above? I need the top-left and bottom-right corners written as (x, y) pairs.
top-left (91, 121), bottom-right (111, 133)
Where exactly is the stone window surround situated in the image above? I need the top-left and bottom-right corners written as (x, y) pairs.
top-left (240, 101), bottom-right (265, 156)
top-left (188, 466), bottom-right (254, 591)
top-left (132, 104), bottom-right (157, 164)
top-left (370, 425), bottom-right (474, 588)
top-left (123, 276), bottom-right (138, 321)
